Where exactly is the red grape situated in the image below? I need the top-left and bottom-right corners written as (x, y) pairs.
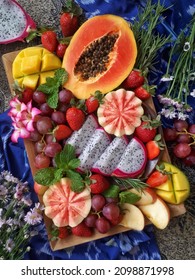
top-left (58, 89), bottom-right (73, 104)
top-left (57, 103), bottom-right (70, 113)
top-left (34, 140), bottom-right (46, 154)
top-left (36, 116), bottom-right (53, 134)
top-left (102, 202), bottom-right (120, 221)
top-left (84, 214), bottom-right (98, 227)
top-left (51, 111), bottom-right (66, 124)
top-left (173, 143), bottom-right (191, 158)
top-left (28, 129), bottom-right (42, 142)
top-left (44, 142), bottom-right (62, 157)
top-left (176, 134), bottom-right (191, 144)
top-left (33, 91), bottom-right (47, 104)
top-left (45, 134), bottom-right (55, 144)
top-left (188, 124), bottom-right (195, 134)
top-left (34, 153), bottom-right (51, 169)
top-left (173, 120), bottom-right (188, 132)
top-left (91, 194), bottom-right (106, 212)
top-left (183, 150), bottom-right (195, 166)
top-left (39, 103), bottom-right (54, 116)
top-left (163, 128), bottom-right (177, 141)
top-left (95, 217), bottom-right (111, 234)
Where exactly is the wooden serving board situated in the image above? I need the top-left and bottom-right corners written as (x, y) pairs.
top-left (2, 49), bottom-right (186, 251)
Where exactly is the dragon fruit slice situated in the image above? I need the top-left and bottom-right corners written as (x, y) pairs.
top-left (65, 114), bottom-right (99, 155)
top-left (78, 128), bottom-right (111, 172)
top-left (112, 137), bottom-right (147, 178)
top-left (91, 136), bottom-right (129, 176)
top-left (0, 0), bottom-right (36, 44)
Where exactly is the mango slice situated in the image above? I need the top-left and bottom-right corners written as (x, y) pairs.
top-left (154, 162), bottom-right (190, 204)
top-left (12, 46), bottom-right (62, 90)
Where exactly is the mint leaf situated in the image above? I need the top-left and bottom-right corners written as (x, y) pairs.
top-left (36, 68), bottom-right (68, 109)
top-left (63, 144), bottom-right (76, 163)
top-left (47, 91), bottom-right (59, 108)
top-left (119, 191), bottom-right (141, 204)
top-left (103, 185), bottom-right (120, 198)
top-left (66, 170), bottom-right (85, 192)
top-left (68, 158), bottom-right (80, 169)
top-left (53, 168), bottom-right (64, 182)
top-left (34, 167), bottom-right (57, 186)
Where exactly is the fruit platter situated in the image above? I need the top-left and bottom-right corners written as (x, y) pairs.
top-left (2, 6), bottom-right (190, 251)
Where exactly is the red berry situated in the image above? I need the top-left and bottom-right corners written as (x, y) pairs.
top-left (41, 30), bottom-right (58, 53)
top-left (134, 121), bottom-right (157, 143)
top-left (66, 107), bottom-right (85, 131)
top-left (56, 43), bottom-right (68, 58)
top-left (89, 174), bottom-right (110, 194)
top-left (60, 13), bottom-right (78, 37)
top-left (71, 222), bottom-right (93, 237)
top-left (122, 70), bottom-right (145, 89)
top-left (85, 96), bottom-right (99, 113)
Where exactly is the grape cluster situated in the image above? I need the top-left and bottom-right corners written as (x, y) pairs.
top-left (163, 120), bottom-right (195, 166)
top-left (84, 194), bottom-right (122, 234)
top-left (29, 89), bottom-right (73, 169)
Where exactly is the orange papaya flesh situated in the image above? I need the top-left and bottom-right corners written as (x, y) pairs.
top-left (62, 14), bottom-right (137, 99)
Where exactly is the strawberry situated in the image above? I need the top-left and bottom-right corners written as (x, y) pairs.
top-left (53, 124), bottom-right (73, 141)
top-left (85, 91), bottom-right (104, 113)
top-left (146, 140), bottom-right (160, 160)
top-left (71, 222), bottom-right (93, 237)
top-left (58, 227), bottom-right (69, 239)
top-left (122, 69), bottom-right (145, 89)
top-left (134, 86), bottom-right (151, 100)
top-left (134, 121), bottom-right (157, 143)
top-left (85, 97), bottom-right (99, 113)
top-left (41, 30), bottom-right (58, 53)
top-left (89, 174), bottom-right (110, 194)
top-left (56, 42), bottom-right (68, 58)
top-left (13, 82), bottom-right (34, 104)
top-left (60, 13), bottom-right (79, 37)
top-left (146, 134), bottom-right (165, 160)
top-left (66, 107), bottom-right (85, 130)
top-left (146, 170), bottom-right (168, 188)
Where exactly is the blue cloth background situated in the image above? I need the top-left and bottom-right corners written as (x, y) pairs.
top-left (0, 0), bottom-right (194, 260)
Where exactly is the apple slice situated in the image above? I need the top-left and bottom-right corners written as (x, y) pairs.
top-left (138, 197), bottom-right (170, 229)
top-left (119, 203), bottom-right (145, 230)
top-left (129, 188), bottom-right (157, 206)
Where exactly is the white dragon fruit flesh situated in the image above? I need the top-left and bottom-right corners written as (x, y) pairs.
top-left (77, 128), bottom-right (111, 172)
top-left (112, 137), bottom-right (147, 178)
top-left (0, 0), bottom-right (36, 44)
top-left (65, 114), bottom-right (99, 155)
top-left (91, 136), bottom-right (129, 176)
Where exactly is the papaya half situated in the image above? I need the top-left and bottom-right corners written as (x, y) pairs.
top-left (62, 14), bottom-right (137, 99)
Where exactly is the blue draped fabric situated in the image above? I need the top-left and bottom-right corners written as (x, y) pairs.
top-left (0, 0), bottom-right (194, 260)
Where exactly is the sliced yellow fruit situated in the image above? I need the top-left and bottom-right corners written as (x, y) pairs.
top-left (12, 46), bottom-right (62, 90)
top-left (154, 162), bottom-right (190, 204)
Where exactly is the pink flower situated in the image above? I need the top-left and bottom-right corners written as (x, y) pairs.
top-left (20, 100), bottom-right (41, 132)
top-left (11, 121), bottom-right (31, 143)
top-left (8, 97), bottom-right (27, 118)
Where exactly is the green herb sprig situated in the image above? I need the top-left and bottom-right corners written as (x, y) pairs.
top-left (112, 177), bottom-right (148, 192)
top-left (131, 0), bottom-right (171, 76)
top-left (34, 144), bottom-right (85, 192)
top-left (37, 68), bottom-right (68, 109)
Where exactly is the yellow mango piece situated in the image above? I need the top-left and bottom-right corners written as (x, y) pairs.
top-left (12, 46), bottom-right (62, 90)
top-left (155, 189), bottom-right (176, 204)
top-left (12, 59), bottom-right (23, 78)
top-left (154, 161), bottom-right (190, 204)
top-left (23, 47), bottom-right (43, 58)
top-left (41, 54), bottom-right (62, 72)
top-left (175, 190), bottom-right (190, 204)
top-left (155, 179), bottom-right (173, 191)
top-left (22, 74), bottom-right (39, 89)
top-left (21, 55), bottom-right (41, 75)
top-left (39, 71), bottom-right (55, 85)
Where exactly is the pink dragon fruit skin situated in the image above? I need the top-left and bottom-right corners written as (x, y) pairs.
top-left (65, 114), bottom-right (99, 155)
top-left (112, 137), bottom-right (147, 178)
top-left (77, 127), bottom-right (112, 173)
top-left (91, 136), bottom-right (129, 176)
top-left (0, 0), bottom-right (36, 44)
